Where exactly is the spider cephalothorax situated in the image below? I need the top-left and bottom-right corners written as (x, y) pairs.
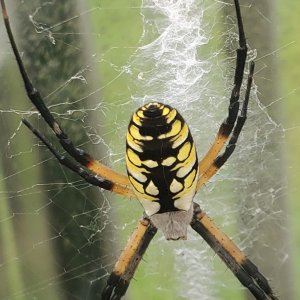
top-left (1, 0), bottom-right (278, 299)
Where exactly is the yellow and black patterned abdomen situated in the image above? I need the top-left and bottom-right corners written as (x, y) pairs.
top-left (126, 102), bottom-right (199, 216)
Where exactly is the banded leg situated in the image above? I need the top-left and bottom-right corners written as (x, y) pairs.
top-left (198, 0), bottom-right (248, 176)
top-left (102, 218), bottom-right (157, 300)
top-left (197, 61), bottom-right (254, 190)
top-left (23, 119), bottom-right (135, 197)
top-left (1, 0), bottom-right (130, 189)
top-left (190, 203), bottom-right (278, 300)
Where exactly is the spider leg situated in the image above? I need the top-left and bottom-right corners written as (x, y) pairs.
top-left (102, 217), bottom-right (157, 300)
top-left (198, 0), bottom-right (248, 176)
top-left (22, 119), bottom-right (135, 197)
top-left (191, 203), bottom-right (278, 300)
top-left (1, 0), bottom-right (130, 188)
top-left (197, 61), bottom-right (254, 190)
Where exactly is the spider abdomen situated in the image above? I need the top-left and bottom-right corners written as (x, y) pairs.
top-left (126, 102), bottom-right (199, 220)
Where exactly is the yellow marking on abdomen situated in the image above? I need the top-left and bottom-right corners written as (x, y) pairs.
top-left (178, 141), bottom-right (191, 161)
top-left (126, 156), bottom-right (148, 183)
top-left (170, 179), bottom-right (183, 193)
top-left (127, 132), bottom-right (143, 153)
top-left (171, 123), bottom-right (189, 148)
top-left (130, 124), bottom-right (153, 141)
top-left (127, 148), bottom-right (142, 166)
top-left (174, 168), bottom-right (197, 199)
top-left (137, 110), bottom-right (144, 118)
top-left (162, 107), bottom-right (170, 115)
top-left (184, 169), bottom-right (197, 189)
top-left (144, 102), bottom-right (161, 109)
top-left (128, 176), bottom-right (157, 201)
top-left (177, 159), bottom-right (196, 178)
top-left (172, 145), bottom-right (197, 178)
top-left (129, 175), bottom-right (145, 194)
top-left (132, 112), bottom-right (142, 126)
top-left (158, 119), bottom-right (181, 139)
top-left (166, 109), bottom-right (177, 124)
top-left (127, 148), bottom-right (158, 170)
top-left (162, 156), bottom-right (176, 166)
top-left (145, 181), bottom-right (159, 196)
top-left (142, 159), bottom-right (158, 168)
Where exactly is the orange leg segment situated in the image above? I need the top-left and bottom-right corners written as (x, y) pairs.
top-left (102, 218), bottom-right (157, 300)
top-left (191, 203), bottom-right (278, 300)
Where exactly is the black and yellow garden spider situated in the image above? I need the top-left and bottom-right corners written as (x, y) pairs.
top-left (1, 0), bottom-right (278, 299)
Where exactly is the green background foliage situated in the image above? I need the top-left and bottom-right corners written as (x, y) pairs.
top-left (0, 0), bottom-right (299, 299)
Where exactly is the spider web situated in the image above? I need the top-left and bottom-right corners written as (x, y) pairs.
top-left (0, 1), bottom-right (293, 300)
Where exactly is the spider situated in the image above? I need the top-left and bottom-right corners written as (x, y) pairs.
top-left (1, 0), bottom-right (278, 299)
